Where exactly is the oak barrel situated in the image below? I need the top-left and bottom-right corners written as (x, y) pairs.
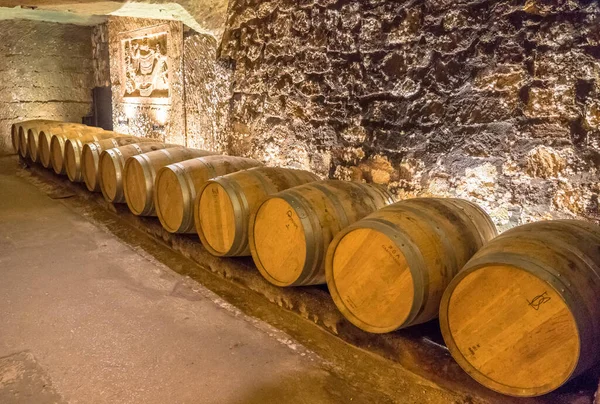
top-left (17, 120), bottom-right (60, 158)
top-left (99, 143), bottom-right (174, 204)
top-left (325, 198), bottom-right (497, 333)
top-left (50, 127), bottom-right (104, 174)
top-left (250, 180), bottom-right (394, 287)
top-left (39, 125), bottom-right (81, 168)
top-left (81, 136), bottom-right (151, 192)
top-left (439, 220), bottom-right (600, 397)
top-left (123, 148), bottom-right (213, 216)
top-left (11, 123), bottom-right (18, 154)
top-left (64, 131), bottom-right (123, 182)
top-left (155, 155), bottom-right (262, 234)
top-left (28, 123), bottom-right (86, 163)
top-left (196, 167), bottom-right (320, 257)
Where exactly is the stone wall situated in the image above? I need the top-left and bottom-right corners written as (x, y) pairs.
top-left (0, 20), bottom-right (94, 155)
top-left (183, 30), bottom-right (231, 152)
top-left (92, 23), bottom-right (111, 88)
top-left (107, 17), bottom-right (185, 145)
top-left (217, 0), bottom-right (600, 229)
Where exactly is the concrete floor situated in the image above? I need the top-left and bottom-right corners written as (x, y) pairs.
top-left (0, 156), bottom-right (399, 404)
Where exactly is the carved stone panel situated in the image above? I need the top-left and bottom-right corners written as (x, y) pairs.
top-left (119, 24), bottom-right (171, 103)
top-left (109, 18), bottom-right (184, 145)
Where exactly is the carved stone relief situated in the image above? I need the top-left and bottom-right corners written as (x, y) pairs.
top-left (119, 25), bottom-right (170, 101)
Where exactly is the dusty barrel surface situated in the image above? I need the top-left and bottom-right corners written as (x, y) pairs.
top-left (99, 143), bottom-right (175, 204)
top-left (50, 127), bottom-right (104, 174)
top-left (28, 123), bottom-right (86, 163)
top-left (196, 167), bottom-right (320, 257)
top-left (155, 155), bottom-right (262, 234)
top-left (17, 119), bottom-right (60, 158)
top-left (325, 198), bottom-right (497, 333)
top-left (82, 136), bottom-right (150, 192)
top-left (250, 180), bottom-right (394, 287)
top-left (123, 147), bottom-right (213, 216)
top-left (439, 220), bottom-right (600, 397)
top-left (64, 131), bottom-right (123, 182)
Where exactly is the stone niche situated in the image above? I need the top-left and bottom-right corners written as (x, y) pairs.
top-left (108, 18), bottom-right (185, 145)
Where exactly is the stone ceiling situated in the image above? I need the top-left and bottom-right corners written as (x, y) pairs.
top-left (0, 0), bottom-right (229, 37)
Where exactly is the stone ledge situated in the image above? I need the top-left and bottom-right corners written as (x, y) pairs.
top-left (23, 159), bottom-right (598, 404)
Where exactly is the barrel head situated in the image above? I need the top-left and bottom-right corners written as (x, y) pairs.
top-left (442, 264), bottom-right (579, 397)
top-left (252, 197), bottom-right (307, 286)
top-left (155, 168), bottom-right (186, 233)
top-left (328, 227), bottom-right (415, 333)
top-left (198, 182), bottom-right (236, 255)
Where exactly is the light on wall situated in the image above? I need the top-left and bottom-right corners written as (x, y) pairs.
top-left (155, 107), bottom-right (168, 125)
top-left (124, 103), bottom-right (136, 119)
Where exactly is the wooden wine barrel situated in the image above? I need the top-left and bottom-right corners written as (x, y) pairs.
top-left (325, 198), bottom-right (497, 333)
top-left (64, 131), bottom-right (123, 182)
top-left (196, 167), bottom-right (320, 257)
top-left (124, 148), bottom-right (214, 216)
top-left (439, 220), bottom-right (600, 397)
top-left (38, 125), bottom-right (80, 168)
top-left (155, 155), bottom-right (262, 234)
top-left (99, 143), bottom-right (175, 204)
top-left (250, 180), bottom-right (394, 287)
top-left (28, 123), bottom-right (86, 163)
top-left (50, 127), bottom-right (105, 175)
top-left (17, 119), bottom-right (60, 158)
top-left (11, 123), bottom-right (18, 154)
top-left (81, 136), bottom-right (151, 192)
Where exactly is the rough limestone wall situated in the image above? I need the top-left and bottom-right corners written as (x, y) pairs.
top-left (218, 0), bottom-right (600, 229)
top-left (92, 23), bottom-right (111, 88)
top-left (183, 31), bottom-right (232, 152)
top-left (108, 17), bottom-right (185, 145)
top-left (0, 20), bottom-right (94, 155)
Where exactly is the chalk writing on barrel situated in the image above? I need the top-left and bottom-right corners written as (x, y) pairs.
top-left (527, 291), bottom-right (551, 311)
top-left (285, 210), bottom-right (299, 230)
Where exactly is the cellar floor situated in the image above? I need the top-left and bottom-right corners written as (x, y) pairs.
top-left (0, 155), bottom-right (461, 403)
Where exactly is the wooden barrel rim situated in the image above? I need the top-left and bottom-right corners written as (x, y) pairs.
top-left (124, 155), bottom-right (156, 215)
top-left (440, 257), bottom-right (583, 397)
top-left (11, 124), bottom-right (18, 152)
top-left (168, 162), bottom-right (202, 232)
top-left (196, 179), bottom-right (248, 256)
top-left (82, 143), bottom-right (101, 191)
top-left (18, 127), bottom-right (28, 158)
top-left (155, 165), bottom-right (190, 233)
top-left (27, 129), bottom-right (39, 161)
top-left (486, 222), bottom-right (600, 283)
top-left (99, 149), bottom-right (122, 202)
top-left (325, 218), bottom-right (427, 333)
top-left (38, 130), bottom-right (52, 167)
top-left (251, 191), bottom-right (318, 287)
top-left (50, 135), bottom-right (66, 174)
top-left (65, 140), bottom-right (79, 181)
